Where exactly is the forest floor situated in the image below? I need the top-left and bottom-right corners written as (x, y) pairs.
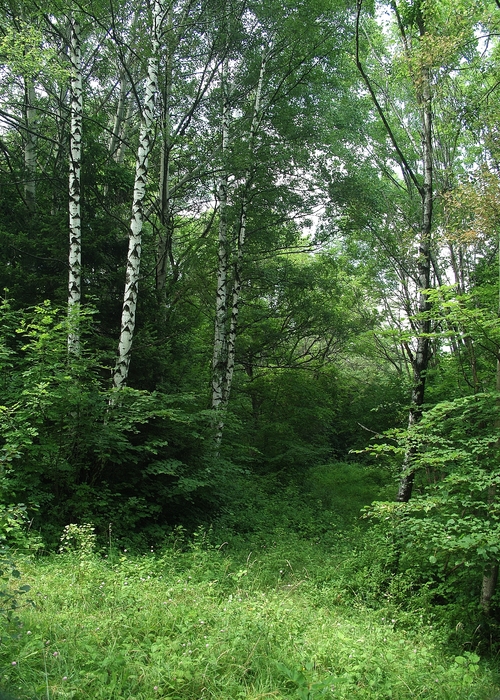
top-left (1, 468), bottom-right (500, 699)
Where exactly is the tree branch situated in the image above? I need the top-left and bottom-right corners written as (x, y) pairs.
top-left (355, 0), bottom-right (422, 196)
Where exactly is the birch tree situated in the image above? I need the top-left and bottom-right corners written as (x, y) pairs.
top-left (213, 51), bottom-right (268, 434)
top-left (67, 12), bottom-right (83, 354)
top-left (0, 4), bottom-right (42, 212)
top-left (113, 0), bottom-right (163, 389)
top-left (210, 55), bottom-right (231, 431)
top-left (355, 0), bottom-right (476, 501)
top-left (108, 68), bottom-right (133, 164)
top-left (209, 0), bottom-right (349, 445)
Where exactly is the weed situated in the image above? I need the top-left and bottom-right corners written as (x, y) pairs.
top-left (0, 530), bottom-right (497, 700)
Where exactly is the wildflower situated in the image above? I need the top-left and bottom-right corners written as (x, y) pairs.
top-left (26, 631), bottom-right (32, 635)
top-left (11, 661), bottom-right (17, 666)
top-left (53, 651), bottom-right (59, 657)
top-left (62, 677), bottom-right (68, 681)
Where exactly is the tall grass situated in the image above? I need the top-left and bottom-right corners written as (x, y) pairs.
top-left (0, 464), bottom-right (498, 699)
top-left (1, 534), bottom-right (498, 699)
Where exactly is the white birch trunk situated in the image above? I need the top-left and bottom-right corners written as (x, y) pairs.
top-left (211, 76), bottom-right (230, 414)
top-left (223, 54), bottom-right (266, 405)
top-left (68, 14), bottom-right (83, 355)
top-left (109, 11), bottom-right (139, 165)
top-left (223, 196), bottom-right (247, 406)
top-left (113, 0), bottom-right (162, 389)
top-left (212, 53), bottom-right (267, 444)
top-left (481, 483), bottom-right (498, 612)
top-left (355, 3), bottom-right (433, 487)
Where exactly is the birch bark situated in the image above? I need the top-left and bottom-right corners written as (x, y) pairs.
top-left (155, 2), bottom-right (221, 306)
top-left (108, 10), bottom-right (140, 165)
top-left (481, 483), bottom-right (499, 611)
top-left (68, 13), bottom-right (83, 355)
top-left (211, 60), bottom-right (230, 423)
top-left (223, 55), bottom-right (267, 404)
top-left (211, 52), bottom-right (267, 445)
top-left (113, 0), bottom-right (162, 389)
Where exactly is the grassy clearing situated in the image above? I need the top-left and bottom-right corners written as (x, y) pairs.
top-left (1, 530), bottom-right (499, 700)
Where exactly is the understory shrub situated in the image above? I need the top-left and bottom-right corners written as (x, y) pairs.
top-left (0, 301), bottom-right (228, 549)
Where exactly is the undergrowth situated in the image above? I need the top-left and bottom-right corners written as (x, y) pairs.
top-left (0, 531), bottom-right (498, 699)
top-left (0, 464), bottom-right (498, 699)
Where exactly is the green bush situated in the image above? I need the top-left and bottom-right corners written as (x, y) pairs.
top-left (0, 301), bottom-right (223, 548)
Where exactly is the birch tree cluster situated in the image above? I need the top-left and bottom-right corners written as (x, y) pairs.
top-left (0, 0), bottom-right (500, 611)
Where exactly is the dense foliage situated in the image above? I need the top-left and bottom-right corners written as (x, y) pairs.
top-left (1, 0), bottom-right (500, 692)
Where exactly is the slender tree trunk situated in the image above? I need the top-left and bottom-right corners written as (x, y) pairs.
top-left (356, 0), bottom-right (433, 501)
top-left (113, 0), bottom-right (162, 389)
top-left (211, 66), bottom-right (230, 416)
top-left (20, 3), bottom-right (36, 214)
top-left (481, 564), bottom-right (498, 612)
top-left (223, 192), bottom-right (249, 404)
top-left (156, 8), bottom-right (174, 303)
top-left (51, 83), bottom-right (68, 216)
top-left (24, 77), bottom-right (36, 213)
top-left (68, 13), bottom-right (83, 355)
top-left (115, 99), bottom-right (134, 165)
top-left (211, 53), bottom-right (267, 445)
top-left (448, 242), bottom-right (480, 391)
top-left (109, 69), bottom-right (129, 160)
top-left (397, 26), bottom-right (433, 503)
top-left (104, 70), bottom-right (130, 199)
